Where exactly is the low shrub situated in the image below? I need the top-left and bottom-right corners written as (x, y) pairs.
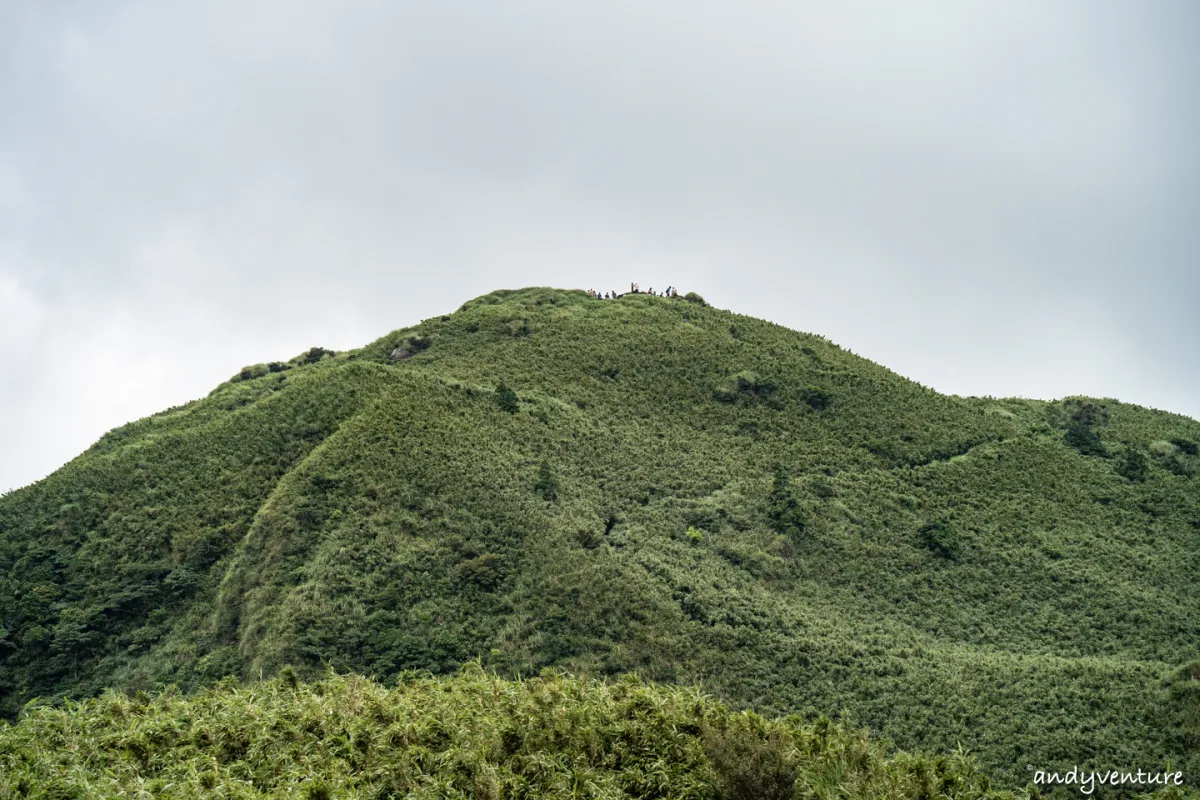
top-left (1171, 438), bottom-right (1199, 456)
top-left (457, 553), bottom-right (504, 590)
top-left (800, 384), bottom-right (833, 411)
top-left (767, 466), bottom-right (806, 541)
top-left (534, 460), bottom-right (559, 502)
top-left (919, 521), bottom-right (962, 559)
top-left (495, 383), bottom-right (519, 413)
top-left (236, 364), bottom-right (270, 382)
top-left (714, 371), bottom-right (780, 408)
top-left (1116, 448), bottom-right (1149, 482)
top-left (1150, 440), bottom-right (1178, 457)
top-left (809, 477), bottom-right (837, 499)
top-left (301, 347), bottom-right (333, 364)
top-left (1165, 455), bottom-right (1196, 477)
top-left (702, 715), bottom-right (797, 800)
top-left (1065, 421), bottom-right (1107, 457)
top-left (1149, 440), bottom-right (1196, 476)
top-left (865, 438), bottom-right (908, 466)
top-left (1067, 400), bottom-right (1109, 427)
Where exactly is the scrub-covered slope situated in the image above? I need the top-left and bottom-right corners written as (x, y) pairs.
top-left (1, 287), bottom-right (1196, 786)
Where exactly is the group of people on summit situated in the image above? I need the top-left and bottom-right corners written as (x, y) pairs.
top-left (586, 283), bottom-right (680, 300)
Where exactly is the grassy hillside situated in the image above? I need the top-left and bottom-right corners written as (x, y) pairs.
top-left (0, 287), bottom-right (1197, 789)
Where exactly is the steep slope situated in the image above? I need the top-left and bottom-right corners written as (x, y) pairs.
top-left (1, 287), bottom-right (1196, 787)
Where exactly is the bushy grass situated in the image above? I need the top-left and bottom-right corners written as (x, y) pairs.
top-left (0, 667), bottom-right (1029, 799)
top-left (1, 287), bottom-right (1197, 790)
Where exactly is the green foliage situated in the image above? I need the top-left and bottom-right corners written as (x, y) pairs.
top-left (767, 466), bottom-right (805, 541)
top-left (918, 521), bottom-right (962, 560)
top-left (683, 291), bottom-right (707, 306)
top-left (236, 363), bottom-right (270, 382)
top-left (1152, 440), bottom-right (1198, 477)
top-left (1163, 659), bottom-right (1200, 786)
top-left (1068, 400), bottom-right (1110, 427)
top-left (1065, 420), bottom-right (1108, 457)
top-left (495, 382), bottom-right (519, 413)
top-left (1165, 457), bottom-right (1196, 478)
top-left (713, 371), bottom-right (781, 408)
top-left (389, 334), bottom-right (432, 362)
top-left (1172, 438), bottom-right (1198, 456)
top-left (0, 285), bottom-right (1197, 791)
top-left (1150, 440), bottom-right (1177, 457)
top-left (702, 714), bottom-right (797, 800)
top-left (457, 553), bottom-right (504, 590)
top-left (1168, 660), bottom-right (1200, 746)
top-left (534, 459), bottom-right (559, 502)
top-left (809, 477), bottom-right (837, 499)
top-left (800, 383), bottom-right (833, 411)
top-left (301, 346), bottom-right (334, 364)
top-left (0, 669), bottom-right (1019, 799)
top-left (1057, 400), bottom-right (1111, 457)
top-left (1116, 448), bottom-right (1150, 482)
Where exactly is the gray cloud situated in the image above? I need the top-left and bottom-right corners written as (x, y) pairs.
top-left (2, 0), bottom-right (1197, 491)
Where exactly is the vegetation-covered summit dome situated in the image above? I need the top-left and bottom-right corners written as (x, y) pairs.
top-left (1, 286), bottom-right (1196, 788)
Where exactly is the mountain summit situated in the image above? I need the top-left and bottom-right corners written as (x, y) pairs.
top-left (1, 287), bottom-right (1196, 786)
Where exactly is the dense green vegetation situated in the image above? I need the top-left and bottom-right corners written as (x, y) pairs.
top-left (1, 287), bottom-right (1197, 790)
top-left (0, 668), bottom-right (1021, 799)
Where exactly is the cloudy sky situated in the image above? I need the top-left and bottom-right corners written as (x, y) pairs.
top-left (1, 1), bottom-right (1197, 492)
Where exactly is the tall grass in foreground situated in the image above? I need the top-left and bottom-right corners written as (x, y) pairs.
top-left (1, 667), bottom-right (1192, 799)
top-left (0, 666), bottom-right (992, 799)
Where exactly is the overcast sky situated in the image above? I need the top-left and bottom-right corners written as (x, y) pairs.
top-left (1, 1), bottom-right (1197, 492)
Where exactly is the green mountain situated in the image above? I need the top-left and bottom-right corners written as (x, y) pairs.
top-left (1, 287), bottom-right (1197, 789)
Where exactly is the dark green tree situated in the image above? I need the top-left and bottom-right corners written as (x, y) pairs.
top-left (302, 347), bottom-right (332, 364)
top-left (800, 384), bottom-right (833, 411)
top-left (495, 383), bottom-right (519, 414)
top-left (919, 521), bottom-right (962, 560)
top-left (1065, 421), bottom-right (1107, 457)
top-left (767, 466), bottom-right (805, 540)
top-left (534, 460), bottom-right (559, 502)
top-left (1171, 438), bottom-right (1198, 456)
top-left (1116, 449), bottom-right (1149, 482)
